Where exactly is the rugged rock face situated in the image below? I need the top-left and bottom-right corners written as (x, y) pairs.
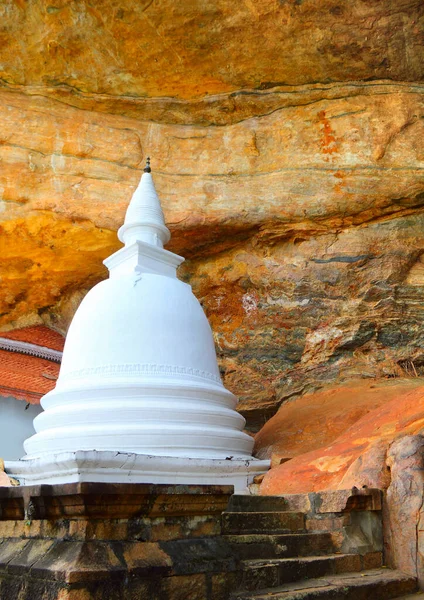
top-left (1, 86), bottom-right (423, 430)
top-left (1, 0), bottom-right (423, 102)
top-left (0, 2), bottom-right (423, 441)
top-left (385, 435), bottom-right (424, 584)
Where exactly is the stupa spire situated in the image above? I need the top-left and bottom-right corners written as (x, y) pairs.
top-left (118, 157), bottom-right (171, 248)
top-left (143, 156), bottom-right (151, 173)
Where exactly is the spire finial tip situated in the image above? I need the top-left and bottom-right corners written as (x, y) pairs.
top-left (143, 156), bottom-right (151, 173)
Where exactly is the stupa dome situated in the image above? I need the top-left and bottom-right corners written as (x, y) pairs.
top-left (23, 160), bottom-right (254, 462)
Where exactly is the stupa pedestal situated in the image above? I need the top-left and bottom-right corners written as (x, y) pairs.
top-left (0, 482), bottom-right (238, 600)
top-left (8, 452), bottom-right (265, 493)
top-left (6, 159), bottom-right (268, 492)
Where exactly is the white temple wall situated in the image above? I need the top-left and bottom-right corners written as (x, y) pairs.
top-left (0, 397), bottom-right (42, 460)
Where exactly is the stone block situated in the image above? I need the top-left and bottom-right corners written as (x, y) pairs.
top-left (122, 541), bottom-right (172, 576)
top-left (160, 537), bottom-right (237, 575)
top-left (160, 574), bottom-right (207, 600)
top-left (0, 575), bottom-right (64, 600)
top-left (207, 572), bottom-right (241, 600)
top-left (23, 519), bottom-right (42, 538)
top-left (362, 551), bottom-right (383, 570)
top-left (227, 495), bottom-right (291, 513)
top-left (275, 494), bottom-right (312, 514)
top-left (7, 539), bottom-right (56, 575)
top-left (40, 519), bottom-right (70, 540)
top-left (330, 530), bottom-right (345, 551)
top-left (67, 519), bottom-right (129, 542)
top-left (306, 516), bottom-right (346, 532)
top-left (0, 539), bottom-right (29, 567)
top-left (333, 553), bottom-right (362, 574)
top-left (0, 490), bottom-right (25, 521)
top-left (67, 520), bottom-right (89, 540)
top-left (315, 488), bottom-right (382, 514)
top-left (148, 515), bottom-right (221, 542)
top-left (0, 520), bottom-right (25, 539)
top-left (222, 511), bottom-right (305, 535)
top-left (30, 541), bottom-right (125, 584)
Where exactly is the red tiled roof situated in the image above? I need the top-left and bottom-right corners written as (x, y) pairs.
top-left (0, 325), bottom-right (64, 352)
top-left (0, 349), bottom-right (59, 404)
top-left (0, 326), bottom-right (64, 404)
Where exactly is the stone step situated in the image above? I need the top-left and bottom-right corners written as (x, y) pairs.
top-left (228, 495), bottom-right (292, 513)
top-left (240, 553), bottom-right (377, 591)
top-left (231, 568), bottom-right (417, 599)
top-left (224, 532), bottom-right (339, 559)
top-left (240, 554), bottom-right (359, 591)
top-left (222, 512), bottom-right (305, 535)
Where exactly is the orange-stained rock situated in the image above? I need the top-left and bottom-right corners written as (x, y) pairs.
top-left (0, 1), bottom-right (422, 103)
top-left (0, 2), bottom-right (423, 429)
top-left (254, 379), bottom-right (424, 460)
top-left (0, 83), bottom-right (423, 424)
top-left (0, 459), bottom-right (15, 487)
top-left (259, 379), bottom-right (424, 495)
top-left (0, 471), bottom-right (12, 487)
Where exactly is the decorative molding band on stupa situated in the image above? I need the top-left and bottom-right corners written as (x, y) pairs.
top-left (60, 363), bottom-right (222, 384)
top-left (6, 157), bottom-right (269, 493)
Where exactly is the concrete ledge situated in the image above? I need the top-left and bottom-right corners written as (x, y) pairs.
top-left (6, 450), bottom-right (269, 494)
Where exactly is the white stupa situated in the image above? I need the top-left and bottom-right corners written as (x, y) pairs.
top-left (8, 159), bottom-right (268, 492)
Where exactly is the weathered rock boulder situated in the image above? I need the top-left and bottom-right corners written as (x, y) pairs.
top-left (258, 379), bottom-right (424, 495)
top-left (385, 435), bottom-right (424, 584)
top-left (254, 379), bottom-right (424, 462)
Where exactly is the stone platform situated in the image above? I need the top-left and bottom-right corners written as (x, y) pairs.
top-left (0, 483), bottom-right (418, 600)
top-left (0, 482), bottom-right (235, 599)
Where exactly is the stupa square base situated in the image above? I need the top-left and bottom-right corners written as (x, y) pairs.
top-left (0, 482), bottom-right (237, 600)
top-left (6, 450), bottom-right (269, 494)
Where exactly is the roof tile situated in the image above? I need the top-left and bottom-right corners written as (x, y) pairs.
top-left (1, 326), bottom-right (64, 352)
top-left (0, 326), bottom-right (63, 404)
